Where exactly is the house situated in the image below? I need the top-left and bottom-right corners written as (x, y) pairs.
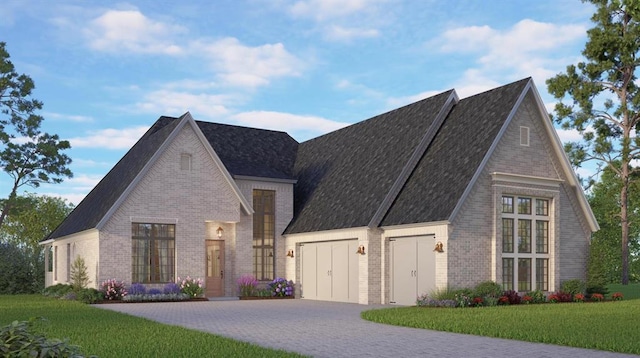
top-left (42, 78), bottom-right (598, 305)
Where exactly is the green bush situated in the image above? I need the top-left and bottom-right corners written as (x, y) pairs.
top-left (0, 318), bottom-right (88, 357)
top-left (0, 242), bottom-right (35, 294)
top-left (527, 289), bottom-right (547, 304)
top-left (43, 284), bottom-right (73, 298)
top-left (561, 279), bottom-right (586, 295)
top-left (430, 287), bottom-right (471, 301)
top-left (587, 283), bottom-right (609, 298)
top-left (76, 288), bottom-right (103, 304)
top-left (473, 281), bottom-right (503, 299)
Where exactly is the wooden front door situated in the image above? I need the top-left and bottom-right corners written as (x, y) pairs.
top-left (205, 240), bottom-right (224, 297)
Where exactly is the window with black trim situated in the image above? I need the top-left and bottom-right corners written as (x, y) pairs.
top-left (501, 196), bottom-right (549, 291)
top-left (253, 190), bottom-right (275, 281)
top-left (131, 223), bottom-right (175, 283)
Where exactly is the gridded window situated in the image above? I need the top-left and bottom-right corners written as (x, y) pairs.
top-left (501, 195), bottom-right (550, 292)
top-left (536, 199), bottom-right (548, 216)
top-left (536, 221), bottom-right (548, 253)
top-left (132, 223), bottom-right (175, 283)
top-left (518, 258), bottom-right (531, 291)
top-left (502, 219), bottom-right (514, 253)
top-left (502, 196), bottom-right (514, 213)
top-left (536, 259), bottom-right (549, 291)
top-left (253, 190), bottom-right (275, 281)
top-left (502, 258), bottom-right (514, 291)
top-left (518, 197), bottom-right (531, 214)
top-left (518, 219), bottom-right (531, 253)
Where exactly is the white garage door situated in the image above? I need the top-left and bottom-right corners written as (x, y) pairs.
top-left (300, 240), bottom-right (359, 303)
top-left (390, 235), bottom-right (436, 305)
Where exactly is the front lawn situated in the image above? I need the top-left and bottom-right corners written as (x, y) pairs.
top-left (0, 295), bottom-right (304, 357)
top-left (362, 300), bottom-right (640, 354)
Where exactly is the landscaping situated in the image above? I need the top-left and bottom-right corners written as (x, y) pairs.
top-left (237, 275), bottom-right (294, 299)
top-left (0, 295), bottom-right (304, 357)
top-left (361, 282), bottom-right (640, 355)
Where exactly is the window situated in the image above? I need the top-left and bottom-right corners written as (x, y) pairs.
top-left (502, 195), bottom-right (550, 291)
top-left (253, 190), bottom-right (275, 281)
top-left (520, 126), bottom-right (530, 146)
top-left (66, 243), bottom-right (71, 282)
top-left (54, 246), bottom-right (58, 281)
top-left (132, 223), bottom-right (175, 283)
top-left (180, 153), bottom-right (192, 171)
top-left (47, 246), bottom-right (53, 273)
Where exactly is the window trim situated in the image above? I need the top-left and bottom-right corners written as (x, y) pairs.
top-left (253, 189), bottom-right (276, 281)
top-left (131, 223), bottom-right (176, 284)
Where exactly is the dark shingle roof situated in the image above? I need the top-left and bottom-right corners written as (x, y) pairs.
top-left (284, 90), bottom-right (455, 234)
top-left (47, 115), bottom-right (183, 239)
top-left (47, 115), bottom-right (298, 240)
top-left (196, 121), bottom-right (298, 180)
top-left (380, 78), bottom-right (529, 226)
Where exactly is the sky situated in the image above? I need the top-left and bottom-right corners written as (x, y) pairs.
top-left (1, 0), bottom-right (596, 206)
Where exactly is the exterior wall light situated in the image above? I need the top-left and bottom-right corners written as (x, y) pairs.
top-left (433, 241), bottom-right (444, 253)
top-left (286, 249), bottom-right (294, 258)
top-left (216, 226), bottom-right (224, 238)
top-left (356, 245), bottom-right (365, 255)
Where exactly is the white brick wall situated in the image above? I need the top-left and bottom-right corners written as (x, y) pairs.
top-left (99, 123), bottom-right (242, 291)
top-left (49, 230), bottom-right (99, 288)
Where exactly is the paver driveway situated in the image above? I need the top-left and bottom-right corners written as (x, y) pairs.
top-left (97, 299), bottom-right (636, 357)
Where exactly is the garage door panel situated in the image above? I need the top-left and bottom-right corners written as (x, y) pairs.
top-left (300, 240), bottom-right (358, 303)
top-left (301, 245), bottom-right (317, 299)
top-left (317, 244), bottom-right (332, 301)
top-left (391, 239), bottom-right (417, 305)
top-left (417, 238), bottom-right (436, 298)
top-left (348, 241), bottom-right (359, 303)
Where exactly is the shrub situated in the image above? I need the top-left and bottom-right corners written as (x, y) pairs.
top-left (129, 283), bottom-right (146, 295)
top-left (163, 282), bottom-right (181, 294)
top-left (148, 288), bottom-right (162, 295)
top-left (178, 276), bottom-right (204, 298)
top-left (574, 293), bottom-right (585, 302)
top-left (269, 278), bottom-right (294, 297)
top-left (473, 281), bottom-right (503, 299)
top-left (42, 283), bottom-right (73, 298)
top-left (612, 292), bottom-right (624, 301)
top-left (522, 295), bottom-right (533, 304)
top-left (591, 293), bottom-right (605, 302)
top-left (0, 318), bottom-right (86, 357)
top-left (454, 292), bottom-right (471, 307)
top-left (586, 283), bottom-right (609, 298)
top-left (237, 274), bottom-right (259, 297)
top-left (70, 256), bottom-right (90, 292)
top-left (498, 295), bottom-right (510, 305)
top-left (561, 279), bottom-right (586, 295)
top-left (77, 288), bottom-right (103, 304)
top-left (471, 297), bottom-right (484, 307)
top-left (416, 293), bottom-right (456, 308)
top-left (555, 291), bottom-right (573, 303)
top-left (100, 279), bottom-right (127, 300)
top-left (502, 290), bottom-right (521, 305)
top-left (527, 289), bottom-right (547, 304)
top-left (548, 294), bottom-right (559, 303)
top-left (0, 242), bottom-right (35, 294)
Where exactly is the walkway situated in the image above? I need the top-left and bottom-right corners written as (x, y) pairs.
top-left (97, 299), bottom-right (637, 357)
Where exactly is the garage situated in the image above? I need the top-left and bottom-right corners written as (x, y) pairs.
top-left (390, 235), bottom-right (436, 305)
top-left (300, 240), bottom-right (359, 303)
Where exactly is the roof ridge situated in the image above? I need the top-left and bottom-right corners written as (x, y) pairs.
top-left (367, 90), bottom-right (460, 228)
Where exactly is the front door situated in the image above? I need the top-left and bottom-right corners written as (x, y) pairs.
top-left (205, 240), bottom-right (224, 297)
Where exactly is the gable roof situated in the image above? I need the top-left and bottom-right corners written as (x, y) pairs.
top-left (380, 78), bottom-right (530, 226)
top-left (47, 113), bottom-right (297, 240)
top-left (284, 90), bottom-right (457, 234)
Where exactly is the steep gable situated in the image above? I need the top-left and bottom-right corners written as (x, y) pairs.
top-left (285, 90), bottom-right (456, 234)
top-left (47, 116), bottom-right (182, 239)
top-left (381, 78), bottom-right (530, 226)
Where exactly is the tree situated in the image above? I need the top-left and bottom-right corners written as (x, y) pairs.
top-left (587, 164), bottom-right (640, 284)
top-left (546, 0), bottom-right (640, 284)
top-left (70, 256), bottom-right (90, 292)
top-left (0, 42), bottom-right (72, 230)
top-left (0, 194), bottom-right (73, 292)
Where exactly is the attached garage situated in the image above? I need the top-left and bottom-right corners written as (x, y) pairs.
top-left (390, 235), bottom-right (437, 305)
top-left (300, 240), bottom-right (359, 303)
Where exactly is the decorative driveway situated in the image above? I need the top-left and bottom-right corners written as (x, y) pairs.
top-left (97, 299), bottom-right (637, 357)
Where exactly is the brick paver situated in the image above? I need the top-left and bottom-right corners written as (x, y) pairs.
top-left (97, 299), bottom-right (637, 357)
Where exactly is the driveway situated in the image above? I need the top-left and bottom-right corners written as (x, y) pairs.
top-left (97, 299), bottom-right (636, 358)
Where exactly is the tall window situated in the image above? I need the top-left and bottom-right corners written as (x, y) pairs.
top-left (132, 223), bottom-right (175, 283)
top-left (253, 190), bottom-right (275, 281)
top-left (501, 196), bottom-right (549, 291)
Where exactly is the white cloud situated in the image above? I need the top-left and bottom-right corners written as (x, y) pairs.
top-left (72, 158), bottom-right (113, 168)
top-left (430, 19), bottom-right (586, 91)
top-left (133, 90), bottom-right (236, 119)
top-left (324, 25), bottom-right (379, 41)
top-left (70, 126), bottom-right (149, 149)
top-left (290, 0), bottom-right (382, 20)
top-left (192, 38), bottom-right (304, 88)
top-left (84, 10), bottom-right (186, 54)
top-left (386, 90), bottom-right (443, 108)
top-left (230, 111), bottom-right (349, 134)
top-left (43, 112), bottom-right (94, 123)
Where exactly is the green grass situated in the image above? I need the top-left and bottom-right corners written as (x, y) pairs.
top-left (0, 295), bottom-right (304, 358)
top-left (362, 300), bottom-right (640, 355)
top-left (607, 282), bottom-right (640, 299)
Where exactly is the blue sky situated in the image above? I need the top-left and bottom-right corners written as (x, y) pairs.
top-left (2, 0), bottom-right (595, 205)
